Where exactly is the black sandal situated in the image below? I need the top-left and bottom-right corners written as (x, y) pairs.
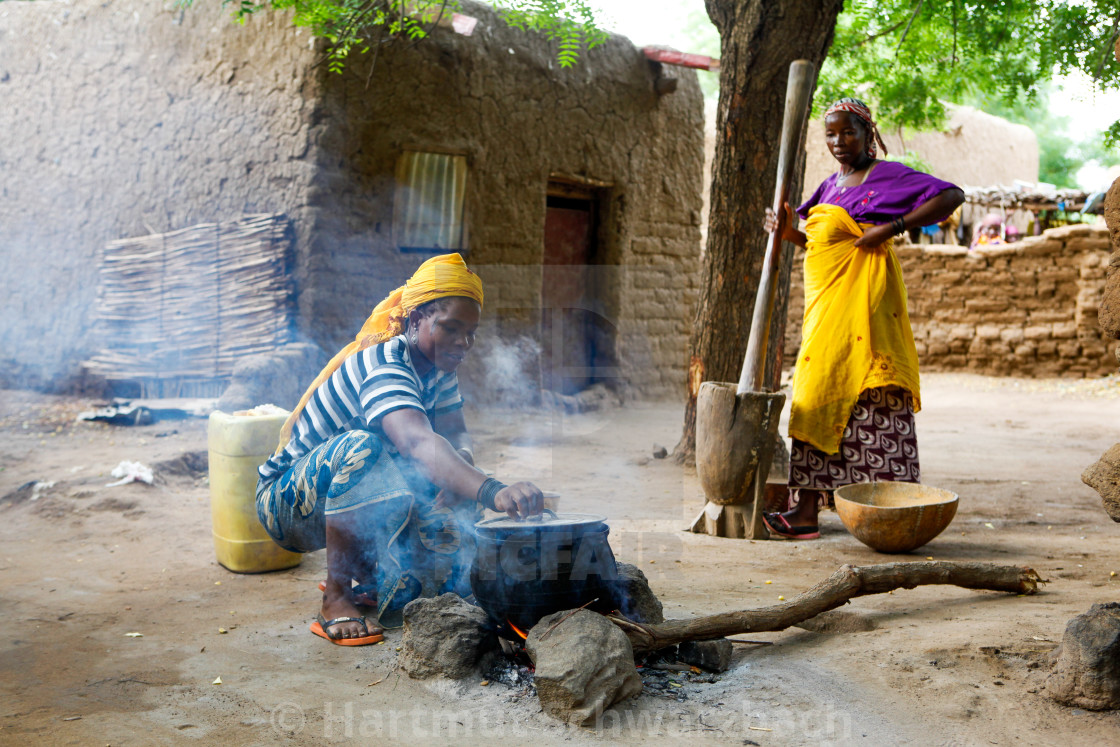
top-left (763, 512), bottom-right (821, 540)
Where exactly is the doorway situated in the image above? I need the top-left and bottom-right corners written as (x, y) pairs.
top-left (541, 181), bottom-right (615, 395)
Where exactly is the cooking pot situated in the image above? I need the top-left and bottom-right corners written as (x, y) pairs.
top-left (470, 509), bottom-right (618, 635)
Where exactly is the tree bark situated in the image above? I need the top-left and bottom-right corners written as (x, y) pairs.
top-left (675, 0), bottom-right (845, 463)
top-left (609, 561), bottom-right (1043, 654)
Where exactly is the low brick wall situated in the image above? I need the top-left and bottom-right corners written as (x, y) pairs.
top-left (784, 224), bottom-right (1117, 377)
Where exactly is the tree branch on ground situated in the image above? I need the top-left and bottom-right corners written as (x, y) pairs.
top-left (609, 561), bottom-right (1043, 654)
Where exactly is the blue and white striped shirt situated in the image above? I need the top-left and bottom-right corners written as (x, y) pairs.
top-left (258, 335), bottom-right (463, 485)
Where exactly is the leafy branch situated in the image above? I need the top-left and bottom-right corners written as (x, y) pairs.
top-left (853, 17), bottom-right (909, 49)
top-left (1095, 9), bottom-right (1120, 80)
top-left (496, 0), bottom-right (608, 68)
top-left (179, 0), bottom-right (606, 73)
top-left (819, 0), bottom-right (1120, 140)
top-left (892, 0), bottom-right (924, 60)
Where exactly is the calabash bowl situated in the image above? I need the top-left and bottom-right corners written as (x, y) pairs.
top-left (833, 481), bottom-right (959, 553)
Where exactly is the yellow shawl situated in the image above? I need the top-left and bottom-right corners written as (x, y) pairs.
top-left (789, 204), bottom-right (921, 454)
top-left (276, 253), bottom-right (484, 452)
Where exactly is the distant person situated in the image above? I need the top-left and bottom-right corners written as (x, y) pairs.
top-left (1004, 224), bottom-right (1021, 243)
top-left (971, 213), bottom-right (1005, 248)
top-left (256, 253), bottom-right (544, 646)
top-left (763, 97), bottom-right (964, 540)
top-left (940, 205), bottom-right (962, 245)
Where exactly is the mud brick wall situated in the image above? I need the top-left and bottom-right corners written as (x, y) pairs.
top-left (784, 224), bottom-right (1117, 377)
top-left (0, 0), bottom-right (704, 400)
top-left (0, 0), bottom-right (319, 389)
top-left (309, 8), bottom-right (704, 400)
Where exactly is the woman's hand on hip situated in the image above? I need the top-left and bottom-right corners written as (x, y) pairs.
top-left (494, 482), bottom-right (544, 520)
top-left (855, 222), bottom-right (896, 248)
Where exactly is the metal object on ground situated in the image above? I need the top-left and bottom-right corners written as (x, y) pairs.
top-left (833, 481), bottom-right (959, 553)
top-left (471, 512), bottom-right (618, 636)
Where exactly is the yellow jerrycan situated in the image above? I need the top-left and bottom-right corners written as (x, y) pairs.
top-left (207, 408), bottom-right (302, 572)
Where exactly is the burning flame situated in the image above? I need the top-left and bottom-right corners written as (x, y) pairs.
top-left (507, 620), bottom-right (528, 640)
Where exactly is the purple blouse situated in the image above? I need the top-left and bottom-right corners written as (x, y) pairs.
top-left (797, 160), bottom-right (959, 225)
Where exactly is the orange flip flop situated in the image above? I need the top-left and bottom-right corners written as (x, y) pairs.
top-left (310, 613), bottom-right (384, 646)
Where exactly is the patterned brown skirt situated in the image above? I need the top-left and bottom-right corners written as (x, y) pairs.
top-left (788, 386), bottom-right (920, 503)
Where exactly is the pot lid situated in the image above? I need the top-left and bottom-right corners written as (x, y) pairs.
top-left (475, 509), bottom-right (607, 531)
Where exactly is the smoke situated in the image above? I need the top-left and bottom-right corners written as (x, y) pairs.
top-left (0, 222), bottom-right (103, 392)
top-left (0, 0), bottom-right (318, 395)
top-left (462, 335), bottom-right (543, 408)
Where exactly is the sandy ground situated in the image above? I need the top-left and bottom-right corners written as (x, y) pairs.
top-left (1, 372), bottom-right (1119, 746)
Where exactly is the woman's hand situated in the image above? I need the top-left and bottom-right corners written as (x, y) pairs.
top-left (854, 222), bottom-right (896, 248)
top-left (859, 188), bottom-right (963, 249)
top-left (763, 206), bottom-right (782, 233)
top-left (494, 482), bottom-right (544, 520)
top-left (764, 203), bottom-right (805, 246)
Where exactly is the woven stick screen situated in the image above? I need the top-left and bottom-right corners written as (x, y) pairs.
top-left (87, 214), bottom-right (292, 396)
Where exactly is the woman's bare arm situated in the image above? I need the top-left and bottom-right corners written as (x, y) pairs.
top-left (433, 408), bottom-right (473, 465)
top-left (856, 188), bottom-right (965, 248)
top-left (382, 408), bottom-right (541, 518)
top-left (383, 408), bottom-right (484, 495)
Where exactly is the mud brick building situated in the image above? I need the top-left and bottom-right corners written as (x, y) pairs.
top-left (0, 0), bottom-right (704, 401)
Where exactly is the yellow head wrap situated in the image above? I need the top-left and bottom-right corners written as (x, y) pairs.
top-left (277, 253), bottom-right (484, 451)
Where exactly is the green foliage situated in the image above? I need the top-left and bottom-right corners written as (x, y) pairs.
top-left (887, 150), bottom-right (933, 174)
top-left (180, 0), bottom-right (606, 73)
top-left (1107, 120), bottom-right (1120, 149)
top-left (817, 0), bottom-right (1120, 140)
top-left (681, 0), bottom-right (1120, 157)
top-left (498, 0), bottom-right (607, 68)
top-left (1077, 126), bottom-right (1120, 165)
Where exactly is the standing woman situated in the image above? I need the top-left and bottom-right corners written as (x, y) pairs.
top-left (256, 253), bottom-right (544, 644)
top-left (762, 98), bottom-right (964, 540)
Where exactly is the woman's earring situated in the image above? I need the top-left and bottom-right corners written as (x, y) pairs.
top-left (411, 326), bottom-right (418, 346)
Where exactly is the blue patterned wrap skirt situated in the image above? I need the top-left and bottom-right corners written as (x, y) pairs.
top-left (255, 430), bottom-right (481, 627)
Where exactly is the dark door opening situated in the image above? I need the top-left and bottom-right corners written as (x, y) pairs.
top-left (541, 186), bottom-right (614, 395)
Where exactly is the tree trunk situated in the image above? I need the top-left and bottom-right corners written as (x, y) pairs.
top-left (675, 0), bottom-right (844, 463)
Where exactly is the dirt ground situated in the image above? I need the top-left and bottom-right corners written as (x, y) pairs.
top-left (1, 372), bottom-right (1119, 746)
